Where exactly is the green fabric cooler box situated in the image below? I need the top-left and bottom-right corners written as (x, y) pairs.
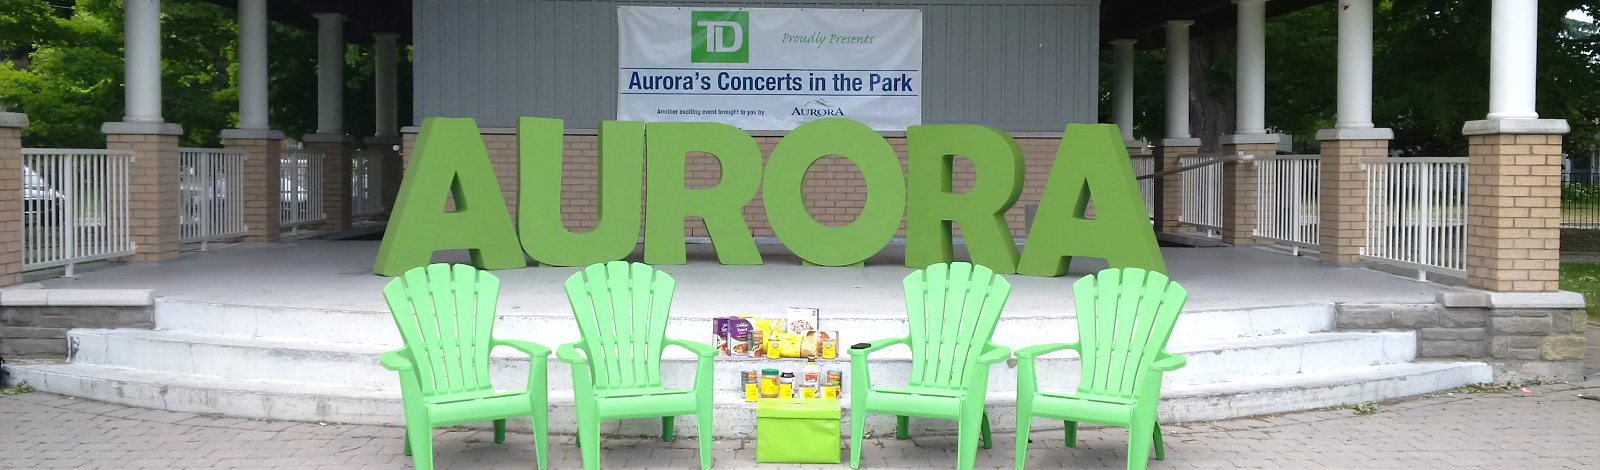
top-left (755, 399), bottom-right (842, 464)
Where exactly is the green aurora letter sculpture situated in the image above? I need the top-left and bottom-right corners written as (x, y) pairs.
top-left (1017, 124), bottom-right (1166, 276)
top-left (904, 125), bottom-right (1025, 273)
top-left (643, 122), bottom-right (763, 265)
top-left (517, 118), bottom-right (644, 266)
top-left (372, 117), bottom-right (1165, 278)
top-left (763, 118), bottom-right (906, 266)
top-left (373, 118), bottom-right (526, 276)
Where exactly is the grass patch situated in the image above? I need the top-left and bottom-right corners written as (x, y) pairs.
top-left (1351, 402), bottom-right (1380, 415)
top-left (0, 381), bottom-right (34, 395)
top-left (1559, 263), bottom-right (1600, 321)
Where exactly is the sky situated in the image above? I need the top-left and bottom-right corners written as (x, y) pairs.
top-left (1571, 9), bottom-right (1596, 22)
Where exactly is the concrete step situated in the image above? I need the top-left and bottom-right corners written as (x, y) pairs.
top-left (2, 360), bottom-right (1492, 439)
top-left (151, 299), bottom-right (1337, 347)
top-left (63, 328), bottom-right (1416, 394)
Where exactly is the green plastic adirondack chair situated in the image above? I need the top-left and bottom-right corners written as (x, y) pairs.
top-left (1013, 267), bottom-right (1188, 470)
top-left (558, 261), bottom-right (717, 470)
top-left (848, 262), bottom-right (1014, 470)
top-left (379, 263), bottom-right (552, 470)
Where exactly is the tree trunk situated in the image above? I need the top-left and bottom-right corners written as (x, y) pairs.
top-left (1190, 32), bottom-right (1236, 154)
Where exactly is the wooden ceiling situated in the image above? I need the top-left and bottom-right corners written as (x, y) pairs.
top-left (202, 0), bottom-right (1332, 47)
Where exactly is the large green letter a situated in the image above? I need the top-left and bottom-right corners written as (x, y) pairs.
top-left (373, 118), bottom-right (525, 276)
top-left (1016, 124), bottom-right (1165, 276)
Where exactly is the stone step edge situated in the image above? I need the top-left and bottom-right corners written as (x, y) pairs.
top-left (67, 327), bottom-right (1408, 363)
top-left (153, 297), bottom-right (1338, 321)
top-left (3, 360), bottom-right (1488, 415)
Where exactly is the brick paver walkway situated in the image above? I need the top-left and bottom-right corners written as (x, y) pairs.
top-left (2, 378), bottom-right (1598, 469)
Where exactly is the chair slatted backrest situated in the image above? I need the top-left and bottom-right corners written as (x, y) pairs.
top-left (383, 263), bottom-right (501, 397)
top-left (903, 262), bottom-right (1012, 390)
top-left (1072, 267), bottom-right (1187, 399)
top-left (563, 261), bottom-right (676, 391)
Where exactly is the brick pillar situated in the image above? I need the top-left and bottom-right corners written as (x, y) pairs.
top-left (1155, 139), bottom-right (1200, 234)
top-left (103, 122), bottom-right (183, 262)
top-left (221, 129), bottom-right (284, 242)
top-left (1462, 120), bottom-right (1569, 292)
top-left (1220, 137), bottom-right (1278, 246)
top-left (0, 113), bottom-right (27, 286)
top-left (303, 134), bottom-right (355, 231)
top-left (365, 136), bottom-right (404, 219)
top-left (1316, 128), bottom-right (1393, 266)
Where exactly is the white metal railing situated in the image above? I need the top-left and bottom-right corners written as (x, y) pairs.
top-left (21, 149), bottom-right (136, 275)
top-left (351, 150), bottom-right (384, 220)
top-left (1255, 154), bottom-right (1321, 252)
top-left (1131, 155), bottom-right (1155, 218)
top-left (281, 149), bottom-right (326, 229)
top-left (1363, 157), bottom-right (1468, 279)
top-left (1178, 153), bottom-right (1224, 235)
top-left (179, 148), bottom-right (248, 249)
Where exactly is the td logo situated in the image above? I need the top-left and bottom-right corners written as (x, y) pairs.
top-left (691, 11), bottom-right (748, 63)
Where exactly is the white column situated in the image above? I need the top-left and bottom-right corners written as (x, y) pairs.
top-left (1164, 21), bottom-right (1194, 139)
top-left (122, 0), bottom-right (163, 123)
top-left (314, 13), bottom-right (346, 135)
top-left (1235, 0), bottom-right (1268, 135)
top-left (373, 33), bottom-right (400, 137)
top-left (1112, 39), bottom-right (1136, 142)
top-left (1487, 0), bottom-right (1540, 120)
top-left (1336, 0), bottom-right (1375, 128)
top-left (237, 0), bottom-right (269, 130)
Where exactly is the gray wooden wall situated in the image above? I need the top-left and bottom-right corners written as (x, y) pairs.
top-left (412, 0), bottom-right (1099, 132)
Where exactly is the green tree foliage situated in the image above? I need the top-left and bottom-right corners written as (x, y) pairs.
top-left (0, 0), bottom-right (412, 148)
top-left (1102, 0), bottom-right (1600, 156)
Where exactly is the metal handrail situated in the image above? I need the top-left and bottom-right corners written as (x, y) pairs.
top-left (1136, 152), bottom-right (1256, 181)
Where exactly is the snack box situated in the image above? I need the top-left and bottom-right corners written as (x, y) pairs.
top-left (786, 307), bottom-right (820, 334)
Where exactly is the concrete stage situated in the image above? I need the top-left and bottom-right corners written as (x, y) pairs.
top-left (6, 240), bottom-right (1492, 438)
top-left (35, 240), bottom-right (1448, 316)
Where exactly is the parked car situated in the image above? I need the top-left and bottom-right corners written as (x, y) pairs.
top-left (23, 166), bottom-right (65, 224)
top-left (282, 176), bottom-right (312, 222)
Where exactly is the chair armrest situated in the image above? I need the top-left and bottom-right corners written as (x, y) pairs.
top-left (491, 339), bottom-right (552, 358)
top-left (663, 337), bottom-right (718, 358)
top-left (1013, 342), bottom-right (1079, 360)
top-left (977, 344), bottom-right (1012, 365)
top-left (380, 349), bottom-right (415, 372)
top-left (556, 342), bottom-right (589, 365)
top-left (844, 336), bottom-right (910, 357)
top-left (1150, 351), bottom-right (1187, 372)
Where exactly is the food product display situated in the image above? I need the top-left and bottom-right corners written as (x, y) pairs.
top-left (713, 309), bottom-right (844, 409)
top-left (760, 368), bottom-right (780, 399)
top-left (778, 371), bottom-right (795, 399)
top-left (786, 307), bottom-right (820, 333)
top-left (743, 370), bottom-right (759, 403)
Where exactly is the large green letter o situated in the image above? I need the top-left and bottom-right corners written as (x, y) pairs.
top-left (763, 118), bottom-right (906, 266)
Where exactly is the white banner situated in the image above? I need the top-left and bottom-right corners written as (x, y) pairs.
top-left (618, 7), bottom-right (922, 131)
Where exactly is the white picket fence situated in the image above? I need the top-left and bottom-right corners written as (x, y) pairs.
top-left (179, 148), bottom-right (249, 248)
top-left (1363, 157), bottom-right (1469, 279)
top-left (351, 150), bottom-right (384, 220)
top-left (21, 149), bottom-right (136, 275)
top-left (1178, 153), bottom-right (1224, 235)
top-left (1131, 155), bottom-right (1155, 218)
top-left (281, 149), bottom-right (326, 229)
top-left (1254, 154), bottom-right (1321, 251)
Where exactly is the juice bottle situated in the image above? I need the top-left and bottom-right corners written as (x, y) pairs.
top-left (800, 357), bottom-right (822, 399)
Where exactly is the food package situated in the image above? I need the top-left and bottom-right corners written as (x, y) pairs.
top-left (786, 307), bottom-right (820, 334)
top-left (800, 330), bottom-right (837, 358)
top-left (750, 318), bottom-right (783, 357)
top-left (727, 317), bottom-right (754, 356)
top-left (776, 331), bottom-right (804, 357)
top-left (713, 317), bottom-right (732, 356)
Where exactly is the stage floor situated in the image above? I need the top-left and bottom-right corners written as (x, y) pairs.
top-left (33, 240), bottom-right (1450, 316)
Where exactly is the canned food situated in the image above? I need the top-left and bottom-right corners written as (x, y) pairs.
top-left (820, 338), bottom-right (837, 359)
top-left (823, 383), bottom-right (841, 399)
top-left (743, 370), bottom-right (759, 403)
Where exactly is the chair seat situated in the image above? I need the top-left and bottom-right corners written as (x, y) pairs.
top-left (425, 390), bottom-right (538, 427)
top-left (594, 387), bottom-right (699, 421)
top-left (1030, 390), bottom-right (1138, 427)
top-left (864, 387), bottom-right (971, 420)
